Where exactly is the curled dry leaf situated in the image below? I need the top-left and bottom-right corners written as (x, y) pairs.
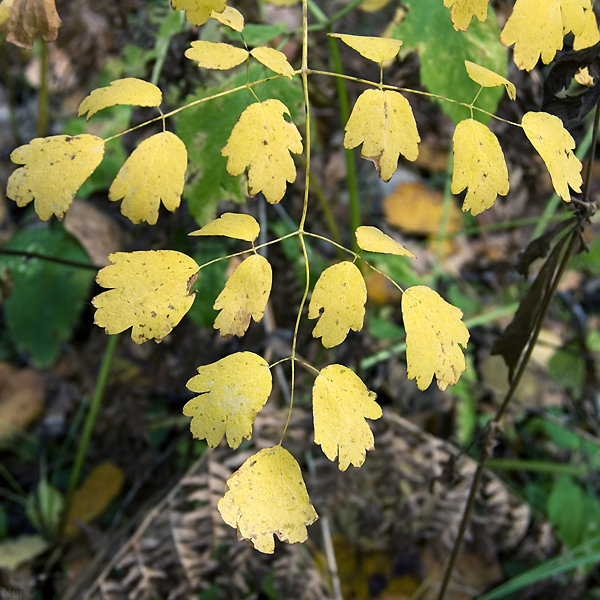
top-left (1, 0), bottom-right (62, 50)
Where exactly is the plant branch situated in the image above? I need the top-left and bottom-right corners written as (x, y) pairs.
top-left (0, 248), bottom-right (100, 271)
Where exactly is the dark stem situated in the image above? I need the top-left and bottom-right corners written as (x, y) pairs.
top-left (0, 248), bottom-right (100, 271)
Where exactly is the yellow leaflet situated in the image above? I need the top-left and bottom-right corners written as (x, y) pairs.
top-left (521, 111), bottom-right (582, 202)
top-left (7, 135), bottom-right (104, 221)
top-left (93, 251), bottom-right (199, 344)
top-left (561, 0), bottom-right (590, 37)
top-left (345, 89), bottom-right (420, 182)
top-left (214, 254), bottom-right (272, 338)
top-left (308, 261), bottom-right (366, 348)
top-left (360, 0), bottom-right (394, 13)
top-left (401, 286), bottom-right (469, 391)
top-left (464, 61), bottom-right (516, 100)
top-left (189, 212), bottom-right (260, 242)
top-left (355, 225), bottom-right (415, 257)
top-left (451, 119), bottom-right (509, 215)
top-left (218, 445), bottom-right (318, 554)
top-left (574, 7), bottom-right (600, 50)
top-left (250, 47), bottom-right (295, 79)
top-left (328, 33), bottom-right (402, 64)
top-left (0, 0), bottom-right (14, 26)
top-left (171, 0), bottom-right (225, 26)
top-left (211, 6), bottom-right (244, 31)
top-left (109, 132), bottom-right (187, 225)
top-left (222, 99), bottom-right (303, 203)
top-left (443, 0), bottom-right (489, 31)
top-left (312, 365), bottom-right (382, 471)
top-left (185, 41), bottom-right (249, 70)
top-left (184, 352), bottom-right (272, 448)
top-left (78, 79), bottom-right (162, 120)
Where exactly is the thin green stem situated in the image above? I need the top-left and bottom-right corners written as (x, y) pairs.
top-left (38, 40), bottom-right (49, 137)
top-left (486, 459), bottom-right (590, 476)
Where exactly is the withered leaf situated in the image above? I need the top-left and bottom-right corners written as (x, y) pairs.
top-left (2, 0), bottom-right (62, 50)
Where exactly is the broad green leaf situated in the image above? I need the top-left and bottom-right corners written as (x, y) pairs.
top-left (109, 131), bottom-right (187, 225)
top-left (464, 61), bottom-right (516, 100)
top-left (308, 261), bottom-right (366, 348)
top-left (451, 118), bottom-right (509, 215)
top-left (328, 33), bottom-right (402, 63)
top-left (250, 47), bottom-right (295, 79)
top-left (214, 254), bottom-right (272, 338)
top-left (574, 8), bottom-right (600, 50)
top-left (185, 41), bottom-right (249, 70)
top-left (356, 225), bottom-right (415, 257)
top-left (344, 89), bottom-right (419, 182)
top-left (401, 286), bottom-right (469, 390)
top-left (93, 250), bottom-right (199, 344)
top-left (78, 79), bottom-right (162, 120)
top-left (189, 212), bottom-right (260, 241)
top-left (0, 223), bottom-right (95, 367)
top-left (443, 0), bottom-right (489, 31)
top-left (171, 0), bottom-right (225, 26)
top-left (222, 99), bottom-right (303, 203)
top-left (176, 67), bottom-right (303, 225)
top-left (393, 0), bottom-right (506, 124)
top-left (184, 352), bottom-right (272, 448)
top-left (521, 111), bottom-right (582, 202)
top-left (26, 479), bottom-right (63, 537)
top-left (312, 365), bottom-right (382, 471)
top-left (7, 135), bottom-right (105, 220)
top-left (235, 23), bottom-right (287, 47)
top-left (218, 445), bottom-right (318, 554)
top-left (211, 6), bottom-right (244, 31)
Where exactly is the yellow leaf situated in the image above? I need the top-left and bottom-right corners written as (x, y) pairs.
top-left (214, 254), bottom-right (272, 338)
top-left (250, 47), bottom-right (295, 79)
top-left (451, 119), bottom-right (509, 215)
top-left (63, 461), bottom-right (124, 537)
top-left (171, 0), bottom-right (225, 26)
top-left (211, 6), bottom-right (244, 31)
top-left (7, 134), bottom-right (104, 221)
top-left (93, 251), bottom-right (199, 344)
top-left (360, 0), bottom-right (394, 13)
top-left (573, 7), bottom-right (600, 50)
top-left (184, 352), bottom-right (272, 448)
top-left (0, 535), bottom-right (48, 570)
top-left (401, 286), bottom-right (469, 391)
top-left (308, 261), bottom-right (366, 348)
top-left (218, 445), bottom-right (318, 554)
top-left (109, 132), bottom-right (187, 225)
top-left (464, 61), bottom-right (516, 100)
top-left (328, 33), bottom-right (402, 64)
top-left (521, 111), bottom-right (582, 202)
top-left (189, 212), bottom-right (260, 242)
top-left (344, 89), bottom-right (420, 182)
top-left (222, 99), bottom-right (303, 203)
top-left (560, 0), bottom-right (590, 36)
top-left (0, 0), bottom-right (14, 27)
top-left (443, 0), bottom-right (489, 31)
top-left (355, 225), bottom-right (415, 257)
top-left (267, 0), bottom-right (299, 5)
top-left (312, 365), bottom-right (382, 471)
top-left (78, 79), bottom-right (162, 121)
top-left (185, 40), bottom-right (249, 70)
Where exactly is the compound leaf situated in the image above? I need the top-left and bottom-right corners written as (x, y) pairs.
top-left (355, 225), bottom-right (415, 257)
top-left (7, 134), bottom-right (105, 221)
top-left (218, 445), bottom-right (318, 554)
top-left (312, 365), bottom-right (382, 471)
top-left (109, 131), bottom-right (187, 225)
top-left (189, 212), bottom-right (259, 242)
top-left (211, 6), bottom-right (244, 31)
top-left (171, 0), bottom-right (225, 26)
top-left (184, 352), bottom-right (272, 448)
top-left (185, 41), bottom-right (249, 70)
top-left (401, 285), bottom-right (469, 391)
top-left (93, 250), bottom-right (199, 344)
top-left (214, 254), bottom-right (272, 338)
top-left (328, 33), bottom-right (402, 63)
top-left (521, 111), bottom-right (582, 201)
top-left (465, 60), bottom-right (516, 99)
top-left (451, 118), bottom-right (509, 215)
top-left (308, 261), bottom-right (367, 348)
top-left (222, 99), bottom-right (303, 203)
top-left (78, 79), bottom-right (162, 120)
top-left (344, 89), bottom-right (420, 182)
top-left (443, 0), bottom-right (489, 31)
top-left (250, 47), bottom-right (295, 79)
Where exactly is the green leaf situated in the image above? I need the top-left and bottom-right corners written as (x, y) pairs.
top-left (176, 65), bottom-right (303, 225)
top-left (0, 222), bottom-right (95, 368)
top-left (226, 23), bottom-right (288, 47)
top-left (392, 0), bottom-right (506, 124)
